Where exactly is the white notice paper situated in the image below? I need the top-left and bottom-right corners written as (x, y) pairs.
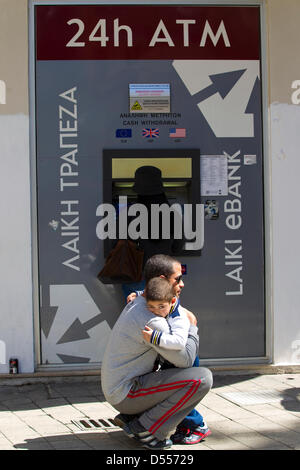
top-left (201, 155), bottom-right (228, 196)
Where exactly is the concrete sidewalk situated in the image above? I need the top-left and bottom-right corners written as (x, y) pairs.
top-left (0, 370), bottom-right (299, 450)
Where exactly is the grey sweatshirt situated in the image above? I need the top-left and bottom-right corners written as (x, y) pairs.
top-left (101, 295), bottom-right (199, 405)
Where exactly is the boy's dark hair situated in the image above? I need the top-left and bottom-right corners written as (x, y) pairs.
top-left (144, 254), bottom-right (179, 283)
top-left (145, 277), bottom-right (174, 303)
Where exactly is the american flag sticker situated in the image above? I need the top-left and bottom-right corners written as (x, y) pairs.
top-left (169, 128), bottom-right (186, 138)
top-left (142, 128), bottom-right (159, 138)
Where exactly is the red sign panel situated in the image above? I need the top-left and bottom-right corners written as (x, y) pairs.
top-left (36, 5), bottom-right (260, 60)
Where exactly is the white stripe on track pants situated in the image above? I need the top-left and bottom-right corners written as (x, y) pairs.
top-left (114, 366), bottom-right (213, 441)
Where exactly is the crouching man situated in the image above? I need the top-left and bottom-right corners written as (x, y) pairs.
top-left (101, 254), bottom-right (213, 449)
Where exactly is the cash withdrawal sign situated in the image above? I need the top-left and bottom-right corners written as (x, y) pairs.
top-left (34, 3), bottom-right (265, 366)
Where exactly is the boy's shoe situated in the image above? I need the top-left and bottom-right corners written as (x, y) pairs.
top-left (171, 423), bottom-right (211, 445)
top-left (171, 425), bottom-right (189, 443)
top-left (182, 425), bottom-right (211, 444)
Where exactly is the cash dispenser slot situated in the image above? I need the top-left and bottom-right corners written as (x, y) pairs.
top-left (103, 149), bottom-right (202, 256)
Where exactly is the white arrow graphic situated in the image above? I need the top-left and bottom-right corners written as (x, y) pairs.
top-left (41, 284), bottom-right (111, 364)
top-left (173, 60), bottom-right (260, 138)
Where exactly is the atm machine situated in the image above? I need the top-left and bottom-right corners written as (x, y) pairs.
top-left (35, 3), bottom-right (265, 366)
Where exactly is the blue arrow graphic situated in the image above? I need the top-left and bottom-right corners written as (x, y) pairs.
top-left (40, 285), bottom-right (58, 339)
top-left (193, 69), bottom-right (247, 103)
top-left (56, 314), bottom-right (103, 344)
top-left (245, 76), bottom-right (261, 138)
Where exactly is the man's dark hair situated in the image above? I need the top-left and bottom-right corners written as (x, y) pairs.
top-left (144, 254), bottom-right (179, 283)
top-left (144, 277), bottom-right (174, 303)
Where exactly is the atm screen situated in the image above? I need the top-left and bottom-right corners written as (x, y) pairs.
top-left (103, 149), bottom-right (201, 255)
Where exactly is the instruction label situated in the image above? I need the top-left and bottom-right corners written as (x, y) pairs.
top-left (129, 84), bottom-right (170, 113)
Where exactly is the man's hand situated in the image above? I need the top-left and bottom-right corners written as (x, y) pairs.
top-left (182, 308), bottom-right (197, 326)
top-left (127, 292), bottom-right (137, 303)
top-left (142, 325), bottom-right (153, 343)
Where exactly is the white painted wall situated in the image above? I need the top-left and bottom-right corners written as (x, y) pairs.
top-left (0, 114), bottom-right (34, 373)
top-left (268, 0), bottom-right (300, 365)
top-left (270, 102), bottom-right (300, 364)
top-left (0, 0), bottom-right (34, 373)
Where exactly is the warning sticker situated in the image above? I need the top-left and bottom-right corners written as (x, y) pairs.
top-left (129, 83), bottom-right (170, 113)
top-left (131, 101), bottom-right (143, 111)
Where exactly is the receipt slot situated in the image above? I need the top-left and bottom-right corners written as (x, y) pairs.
top-left (102, 149), bottom-right (203, 256)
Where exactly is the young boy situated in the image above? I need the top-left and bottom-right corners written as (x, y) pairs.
top-left (142, 277), bottom-right (190, 351)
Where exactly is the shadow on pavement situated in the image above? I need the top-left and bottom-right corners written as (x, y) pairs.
top-left (211, 373), bottom-right (260, 389)
top-left (13, 430), bottom-right (142, 450)
top-left (280, 387), bottom-right (300, 412)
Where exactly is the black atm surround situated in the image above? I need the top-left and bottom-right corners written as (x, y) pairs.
top-left (102, 148), bottom-right (201, 257)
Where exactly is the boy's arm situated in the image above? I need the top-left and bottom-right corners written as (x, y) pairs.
top-left (149, 309), bottom-right (199, 368)
top-left (127, 290), bottom-right (143, 303)
top-left (146, 315), bottom-right (189, 350)
top-left (153, 324), bottom-right (199, 368)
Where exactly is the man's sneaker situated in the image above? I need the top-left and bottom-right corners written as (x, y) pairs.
top-left (171, 423), bottom-right (211, 445)
top-left (123, 417), bottom-right (153, 441)
top-left (113, 413), bottom-right (135, 429)
top-left (143, 438), bottom-right (173, 450)
top-left (122, 417), bottom-right (172, 449)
